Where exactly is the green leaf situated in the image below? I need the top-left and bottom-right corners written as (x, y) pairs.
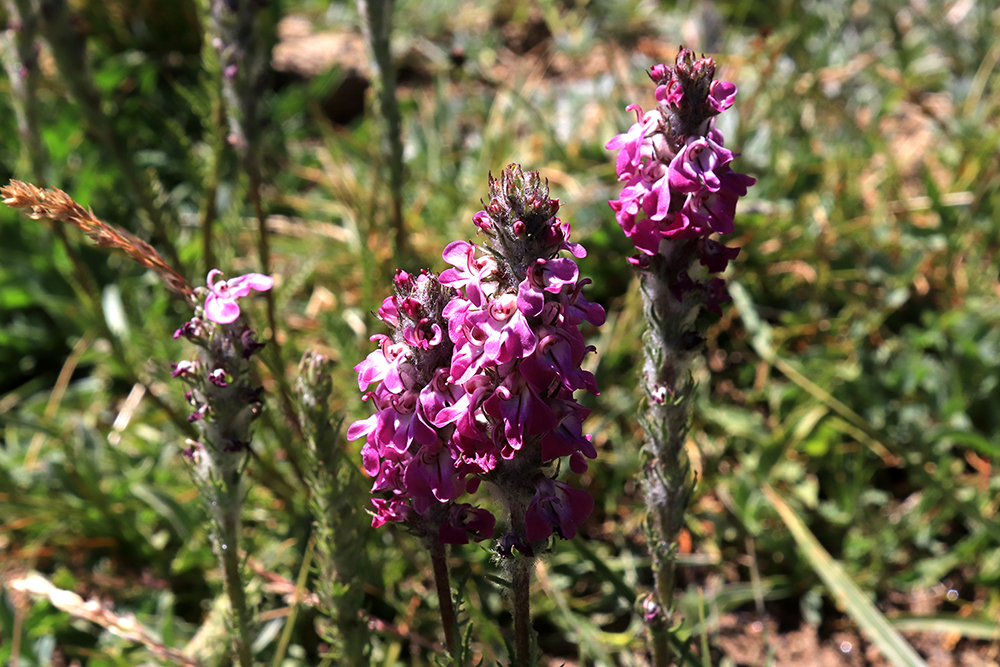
top-left (763, 485), bottom-right (928, 667)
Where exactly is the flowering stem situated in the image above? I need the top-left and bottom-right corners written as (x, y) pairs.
top-left (357, 0), bottom-right (408, 260)
top-left (3, 0), bottom-right (46, 182)
top-left (248, 169), bottom-right (274, 335)
top-left (429, 542), bottom-right (458, 662)
top-left (218, 468), bottom-right (254, 667)
top-left (604, 50), bottom-right (755, 664)
top-left (512, 559), bottom-right (532, 667)
top-left (196, 0), bottom-right (226, 274)
top-left (639, 248), bottom-right (699, 667)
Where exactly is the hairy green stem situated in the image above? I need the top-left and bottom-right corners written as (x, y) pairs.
top-left (637, 241), bottom-right (701, 667)
top-left (429, 542), bottom-right (458, 662)
top-left (196, 0), bottom-right (227, 274)
top-left (3, 0), bottom-right (46, 181)
top-left (502, 500), bottom-right (534, 667)
top-left (357, 0), bottom-right (407, 261)
top-left (219, 469), bottom-right (253, 667)
top-left (512, 559), bottom-right (532, 667)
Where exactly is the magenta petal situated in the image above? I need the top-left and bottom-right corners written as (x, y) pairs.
top-left (346, 414), bottom-right (376, 441)
top-left (709, 80), bottom-right (737, 112)
top-left (361, 442), bottom-right (381, 477)
top-left (525, 505), bottom-right (553, 542)
top-left (204, 295), bottom-right (241, 324)
top-left (228, 272), bottom-right (274, 298)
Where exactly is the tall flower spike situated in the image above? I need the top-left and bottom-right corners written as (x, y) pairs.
top-left (348, 270), bottom-right (496, 545)
top-left (350, 165), bottom-right (605, 667)
top-left (170, 268), bottom-right (273, 667)
top-left (606, 48), bottom-right (755, 667)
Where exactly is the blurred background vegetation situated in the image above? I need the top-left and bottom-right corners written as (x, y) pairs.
top-left (1, 0), bottom-right (999, 665)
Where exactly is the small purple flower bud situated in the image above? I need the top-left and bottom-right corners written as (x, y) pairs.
top-left (641, 593), bottom-right (662, 622)
top-left (496, 532), bottom-right (534, 558)
top-left (173, 318), bottom-right (203, 340)
top-left (240, 330), bottom-right (265, 359)
top-left (699, 238), bottom-right (741, 273)
top-left (208, 368), bottom-right (229, 387)
top-left (398, 297), bottom-right (422, 319)
top-left (648, 63), bottom-right (670, 83)
top-left (705, 277), bottom-right (731, 315)
top-left (524, 477), bottom-right (594, 542)
top-left (223, 438), bottom-right (250, 453)
top-left (628, 254), bottom-right (651, 269)
top-left (171, 360), bottom-right (199, 378)
top-left (182, 439), bottom-right (203, 461)
top-left (393, 270), bottom-right (415, 290)
top-left (669, 271), bottom-right (698, 302)
top-left (438, 504), bottom-right (496, 544)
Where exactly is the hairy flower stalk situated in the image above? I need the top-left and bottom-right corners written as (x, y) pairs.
top-left (297, 351), bottom-right (375, 664)
top-left (358, 0), bottom-right (407, 259)
top-left (606, 49), bottom-right (755, 666)
top-left (207, 0), bottom-right (297, 440)
top-left (172, 270), bottom-right (274, 667)
top-left (349, 165), bottom-right (604, 666)
top-left (2, 0), bottom-right (46, 183)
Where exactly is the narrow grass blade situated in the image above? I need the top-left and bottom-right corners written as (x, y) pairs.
top-left (271, 536), bottom-right (315, 667)
top-left (762, 485), bottom-right (928, 667)
top-left (888, 615), bottom-right (1000, 640)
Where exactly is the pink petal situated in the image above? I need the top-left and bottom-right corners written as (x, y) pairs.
top-left (204, 295), bottom-right (241, 324)
top-left (206, 269), bottom-right (224, 288)
top-left (228, 272), bottom-right (274, 298)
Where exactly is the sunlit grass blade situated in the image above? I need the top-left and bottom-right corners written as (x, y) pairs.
top-left (762, 484), bottom-right (928, 667)
top-left (888, 615), bottom-right (1000, 640)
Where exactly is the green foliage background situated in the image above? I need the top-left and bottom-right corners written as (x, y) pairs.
top-left (1, 0), bottom-right (999, 665)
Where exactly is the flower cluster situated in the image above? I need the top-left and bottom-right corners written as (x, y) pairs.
top-left (347, 269), bottom-right (496, 544)
top-left (606, 48), bottom-right (755, 307)
top-left (349, 165), bottom-right (604, 549)
top-left (171, 270), bottom-right (272, 468)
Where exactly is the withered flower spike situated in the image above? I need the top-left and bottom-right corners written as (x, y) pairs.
top-left (1, 179), bottom-right (193, 299)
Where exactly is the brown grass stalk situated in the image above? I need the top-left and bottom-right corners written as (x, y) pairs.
top-left (7, 573), bottom-right (202, 667)
top-left (1, 180), bottom-right (193, 300)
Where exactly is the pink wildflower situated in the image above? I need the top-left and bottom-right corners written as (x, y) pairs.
top-left (203, 269), bottom-right (274, 324)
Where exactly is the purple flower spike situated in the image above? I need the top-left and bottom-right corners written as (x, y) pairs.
top-left (203, 269), bottom-right (274, 324)
top-left (350, 165), bottom-right (603, 550)
top-left (607, 47), bottom-right (755, 309)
